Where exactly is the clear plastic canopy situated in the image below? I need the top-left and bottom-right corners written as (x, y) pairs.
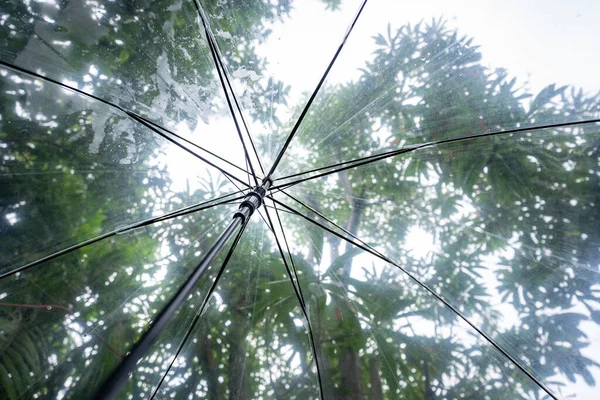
top-left (1, 0), bottom-right (599, 399)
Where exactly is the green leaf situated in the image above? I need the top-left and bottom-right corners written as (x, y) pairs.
top-left (530, 84), bottom-right (566, 112)
top-left (119, 50), bottom-right (130, 64)
top-left (373, 33), bottom-right (387, 46)
top-left (0, 362), bottom-right (18, 400)
top-left (1, 353), bottom-right (23, 398)
top-left (323, 247), bottom-right (364, 277)
top-left (591, 310), bottom-right (600, 325)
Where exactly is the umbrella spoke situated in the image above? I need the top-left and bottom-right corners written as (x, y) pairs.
top-left (206, 31), bottom-right (259, 185)
top-left (261, 204), bottom-right (325, 400)
top-left (194, 2), bottom-right (266, 178)
top-left (194, 1), bottom-right (263, 185)
top-left (280, 190), bottom-right (388, 262)
top-left (0, 60), bottom-right (253, 188)
top-left (0, 190), bottom-right (245, 281)
top-left (273, 144), bottom-right (420, 184)
top-left (268, 195), bottom-right (558, 400)
top-left (265, 0), bottom-right (370, 179)
top-left (262, 205), bottom-right (306, 309)
top-left (263, 204), bottom-right (295, 214)
top-left (271, 117), bottom-right (600, 191)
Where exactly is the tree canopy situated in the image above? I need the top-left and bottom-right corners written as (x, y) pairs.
top-left (0, 1), bottom-right (599, 399)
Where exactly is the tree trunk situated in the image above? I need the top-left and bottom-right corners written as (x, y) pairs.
top-left (338, 169), bottom-right (366, 275)
top-left (369, 358), bottom-right (383, 400)
top-left (333, 169), bottom-right (366, 399)
top-left (199, 332), bottom-right (222, 400)
top-left (228, 314), bottom-right (249, 400)
top-left (315, 296), bottom-right (335, 399)
top-left (424, 359), bottom-right (435, 400)
top-left (337, 346), bottom-right (363, 400)
top-left (306, 193), bottom-right (320, 264)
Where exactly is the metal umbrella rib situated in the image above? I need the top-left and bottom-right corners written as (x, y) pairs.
top-left (260, 204), bottom-right (325, 400)
top-left (0, 60), bottom-right (254, 189)
top-left (268, 194), bottom-right (558, 400)
top-left (271, 118), bottom-right (600, 192)
top-left (0, 190), bottom-right (245, 280)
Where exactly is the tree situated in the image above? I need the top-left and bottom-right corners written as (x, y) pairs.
top-left (0, 0), bottom-right (333, 398)
top-left (274, 17), bottom-right (600, 399)
top-left (1, 4), bottom-right (599, 400)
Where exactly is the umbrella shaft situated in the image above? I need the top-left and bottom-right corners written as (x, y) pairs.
top-left (94, 181), bottom-right (270, 399)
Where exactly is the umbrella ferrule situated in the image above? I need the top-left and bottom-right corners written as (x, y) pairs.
top-left (234, 180), bottom-right (271, 223)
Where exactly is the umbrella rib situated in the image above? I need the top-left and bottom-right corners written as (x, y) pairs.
top-left (265, 0), bottom-right (370, 179)
top-left (196, 10), bottom-right (266, 176)
top-left (264, 206), bottom-right (306, 308)
top-left (271, 117), bottom-right (600, 190)
top-left (268, 196), bottom-right (558, 400)
top-left (219, 63), bottom-right (266, 176)
top-left (263, 204), bottom-right (295, 214)
top-left (124, 111), bottom-right (251, 188)
top-left (261, 206), bottom-right (325, 400)
top-left (279, 190), bottom-right (388, 261)
top-left (193, 1), bottom-right (261, 185)
top-left (149, 217), bottom-right (250, 399)
top-left (125, 113), bottom-right (251, 177)
top-left (273, 145), bottom-right (421, 183)
top-left (206, 31), bottom-right (259, 185)
top-left (0, 60), bottom-right (252, 189)
top-left (0, 191), bottom-right (245, 281)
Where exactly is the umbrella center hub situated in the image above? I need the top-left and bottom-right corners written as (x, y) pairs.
top-left (234, 179), bottom-right (271, 223)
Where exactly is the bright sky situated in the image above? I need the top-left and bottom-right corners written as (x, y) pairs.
top-left (259, 0), bottom-right (600, 112)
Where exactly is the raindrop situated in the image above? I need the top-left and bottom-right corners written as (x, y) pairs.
top-left (47, 306), bottom-right (52, 310)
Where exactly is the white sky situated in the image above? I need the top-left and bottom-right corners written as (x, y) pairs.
top-left (259, 0), bottom-right (600, 111)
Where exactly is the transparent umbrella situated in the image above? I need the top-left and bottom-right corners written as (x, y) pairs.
top-left (1, 0), bottom-right (599, 399)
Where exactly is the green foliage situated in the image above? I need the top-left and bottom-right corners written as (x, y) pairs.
top-left (1, 1), bottom-right (599, 400)
top-left (276, 14), bottom-right (600, 400)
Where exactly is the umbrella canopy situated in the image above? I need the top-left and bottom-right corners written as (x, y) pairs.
top-left (1, 0), bottom-right (599, 399)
